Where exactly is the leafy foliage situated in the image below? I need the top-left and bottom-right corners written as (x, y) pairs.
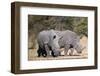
top-left (28, 15), bottom-right (88, 37)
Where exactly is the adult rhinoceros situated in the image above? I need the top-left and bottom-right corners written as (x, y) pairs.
top-left (55, 30), bottom-right (84, 56)
top-left (37, 29), bottom-right (60, 57)
top-left (37, 29), bottom-right (84, 57)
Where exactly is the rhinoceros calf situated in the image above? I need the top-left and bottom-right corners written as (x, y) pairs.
top-left (37, 30), bottom-right (60, 57)
top-left (55, 30), bottom-right (84, 56)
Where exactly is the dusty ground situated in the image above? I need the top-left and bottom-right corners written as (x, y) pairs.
top-left (28, 36), bottom-right (88, 61)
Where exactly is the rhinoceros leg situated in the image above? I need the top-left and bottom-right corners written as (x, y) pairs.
top-left (64, 44), bottom-right (70, 56)
top-left (37, 46), bottom-right (42, 57)
top-left (44, 44), bottom-right (51, 57)
top-left (69, 44), bottom-right (74, 56)
top-left (37, 46), bottom-right (47, 57)
top-left (37, 49), bottom-right (41, 57)
top-left (69, 48), bottom-right (74, 56)
top-left (41, 49), bottom-right (47, 57)
top-left (74, 43), bottom-right (83, 54)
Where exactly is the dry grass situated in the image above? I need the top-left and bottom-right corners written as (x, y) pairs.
top-left (28, 36), bottom-right (88, 61)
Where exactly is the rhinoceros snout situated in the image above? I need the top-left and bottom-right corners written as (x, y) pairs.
top-left (51, 50), bottom-right (60, 57)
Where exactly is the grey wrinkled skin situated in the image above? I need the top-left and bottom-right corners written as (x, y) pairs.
top-left (55, 30), bottom-right (84, 56)
top-left (37, 29), bottom-right (60, 57)
top-left (37, 29), bottom-right (84, 57)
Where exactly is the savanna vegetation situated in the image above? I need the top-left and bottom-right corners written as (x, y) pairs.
top-left (28, 15), bottom-right (88, 49)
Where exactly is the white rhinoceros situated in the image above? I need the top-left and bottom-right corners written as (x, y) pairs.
top-left (55, 30), bottom-right (84, 56)
top-left (37, 29), bottom-right (84, 57)
top-left (37, 29), bottom-right (60, 57)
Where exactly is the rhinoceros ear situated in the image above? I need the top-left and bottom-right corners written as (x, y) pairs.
top-left (53, 35), bottom-right (56, 39)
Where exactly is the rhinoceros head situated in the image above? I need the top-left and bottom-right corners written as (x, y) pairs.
top-left (49, 29), bottom-right (61, 56)
top-left (75, 43), bottom-right (86, 54)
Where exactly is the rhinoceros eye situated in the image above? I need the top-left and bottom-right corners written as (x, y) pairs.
top-left (53, 35), bottom-right (56, 39)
